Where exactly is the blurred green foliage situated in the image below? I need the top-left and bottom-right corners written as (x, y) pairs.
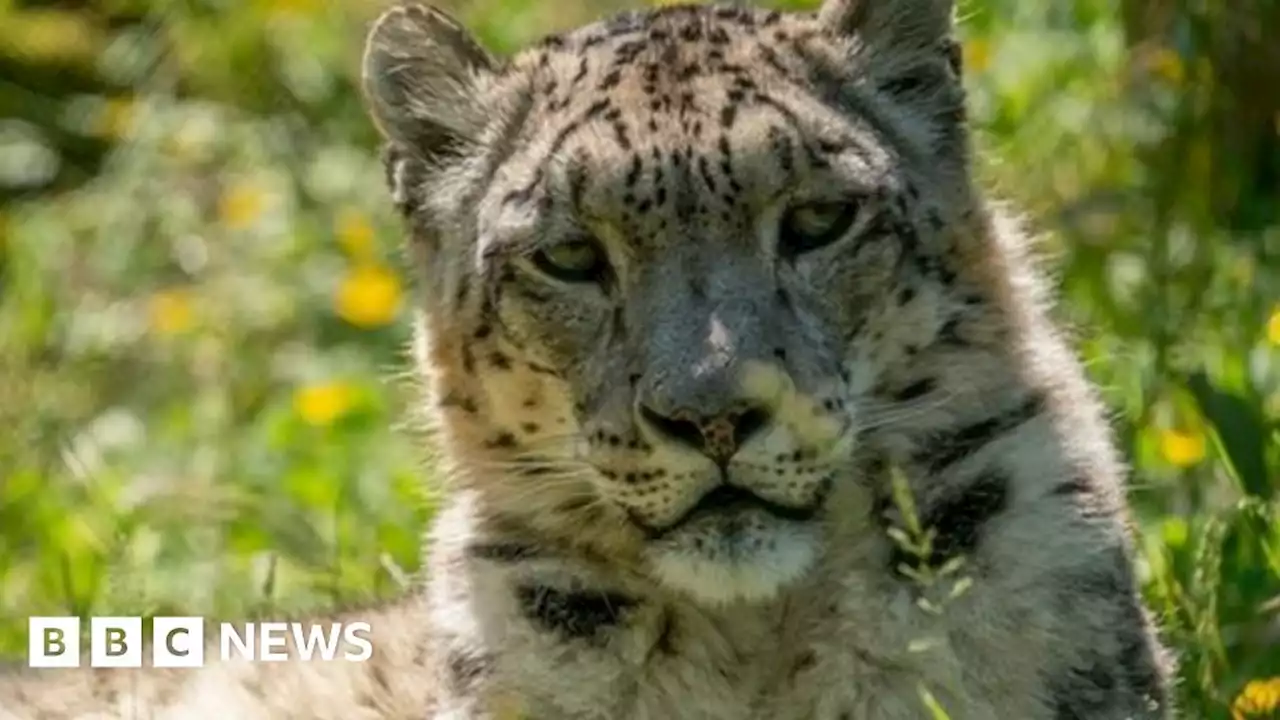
top-left (0, 0), bottom-right (1277, 717)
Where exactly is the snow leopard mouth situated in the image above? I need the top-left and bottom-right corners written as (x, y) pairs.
top-left (636, 483), bottom-right (827, 541)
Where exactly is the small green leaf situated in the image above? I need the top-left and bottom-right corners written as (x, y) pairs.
top-left (917, 683), bottom-right (954, 720)
top-left (1186, 372), bottom-right (1270, 499)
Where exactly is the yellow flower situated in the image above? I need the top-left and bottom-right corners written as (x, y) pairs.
top-left (148, 289), bottom-right (196, 335)
top-left (1267, 307), bottom-right (1280, 346)
top-left (963, 38), bottom-right (992, 74)
top-left (4, 10), bottom-right (103, 64)
top-left (93, 96), bottom-right (136, 139)
top-left (335, 208), bottom-right (376, 260)
top-left (293, 382), bottom-right (357, 427)
top-left (335, 264), bottom-right (403, 328)
top-left (1233, 677), bottom-right (1280, 720)
top-left (218, 182), bottom-right (267, 230)
top-left (1149, 47), bottom-right (1184, 85)
top-left (1160, 428), bottom-right (1206, 468)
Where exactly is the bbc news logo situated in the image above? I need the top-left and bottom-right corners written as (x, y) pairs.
top-left (28, 617), bottom-right (372, 668)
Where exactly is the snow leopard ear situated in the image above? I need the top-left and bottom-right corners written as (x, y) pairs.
top-left (817, 0), bottom-right (956, 54)
top-left (817, 0), bottom-right (967, 160)
top-left (361, 2), bottom-right (496, 163)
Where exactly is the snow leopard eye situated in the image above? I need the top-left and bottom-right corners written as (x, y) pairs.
top-left (532, 237), bottom-right (611, 285)
top-left (779, 200), bottom-right (860, 258)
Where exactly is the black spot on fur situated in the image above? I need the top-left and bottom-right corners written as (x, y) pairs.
top-left (878, 72), bottom-right (926, 98)
top-left (688, 276), bottom-right (706, 299)
top-left (775, 286), bottom-right (793, 310)
top-left (1115, 612), bottom-right (1169, 715)
top-left (454, 276), bottom-right (472, 307)
top-left (515, 586), bottom-right (638, 641)
top-left (1048, 651), bottom-right (1122, 719)
top-left (1052, 476), bottom-right (1093, 497)
top-left (1055, 553), bottom-right (1170, 716)
top-left (758, 45), bottom-right (789, 77)
top-left (768, 125), bottom-right (796, 173)
top-left (613, 39), bottom-right (647, 65)
top-left (789, 651), bottom-right (816, 679)
top-left (890, 470), bottom-right (1009, 574)
top-left (468, 543), bottom-right (539, 562)
top-left (651, 609), bottom-right (677, 656)
top-left (438, 392), bottom-right (478, 414)
top-left (571, 57), bottom-right (590, 85)
top-left (484, 432), bottom-right (518, 449)
top-left (917, 395), bottom-right (1045, 474)
top-left (598, 69), bottom-right (623, 90)
top-left (445, 646), bottom-right (492, 691)
top-left (893, 378), bottom-right (935, 402)
top-left (720, 105), bottom-right (737, 128)
top-left (624, 154), bottom-right (643, 187)
top-left (937, 316), bottom-right (965, 345)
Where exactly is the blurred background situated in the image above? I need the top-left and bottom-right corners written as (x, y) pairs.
top-left (0, 0), bottom-right (1276, 716)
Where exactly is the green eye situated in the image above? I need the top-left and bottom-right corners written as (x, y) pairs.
top-left (532, 238), bottom-right (609, 284)
top-left (779, 200), bottom-right (860, 258)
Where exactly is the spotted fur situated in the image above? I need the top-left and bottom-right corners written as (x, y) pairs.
top-left (0, 1), bottom-right (1174, 718)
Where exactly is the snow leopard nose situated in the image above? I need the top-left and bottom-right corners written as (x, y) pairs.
top-left (638, 402), bottom-right (772, 464)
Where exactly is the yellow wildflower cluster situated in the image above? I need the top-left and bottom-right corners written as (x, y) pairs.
top-left (93, 96), bottom-right (136, 140)
top-left (1159, 428), bottom-right (1205, 468)
top-left (148, 288), bottom-right (196, 336)
top-left (336, 265), bottom-right (403, 328)
top-left (218, 181), bottom-right (267, 230)
top-left (293, 382), bottom-right (358, 427)
top-left (963, 38), bottom-right (992, 74)
top-left (332, 209), bottom-right (403, 328)
top-left (1234, 677), bottom-right (1280, 720)
top-left (1267, 306), bottom-right (1280, 346)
